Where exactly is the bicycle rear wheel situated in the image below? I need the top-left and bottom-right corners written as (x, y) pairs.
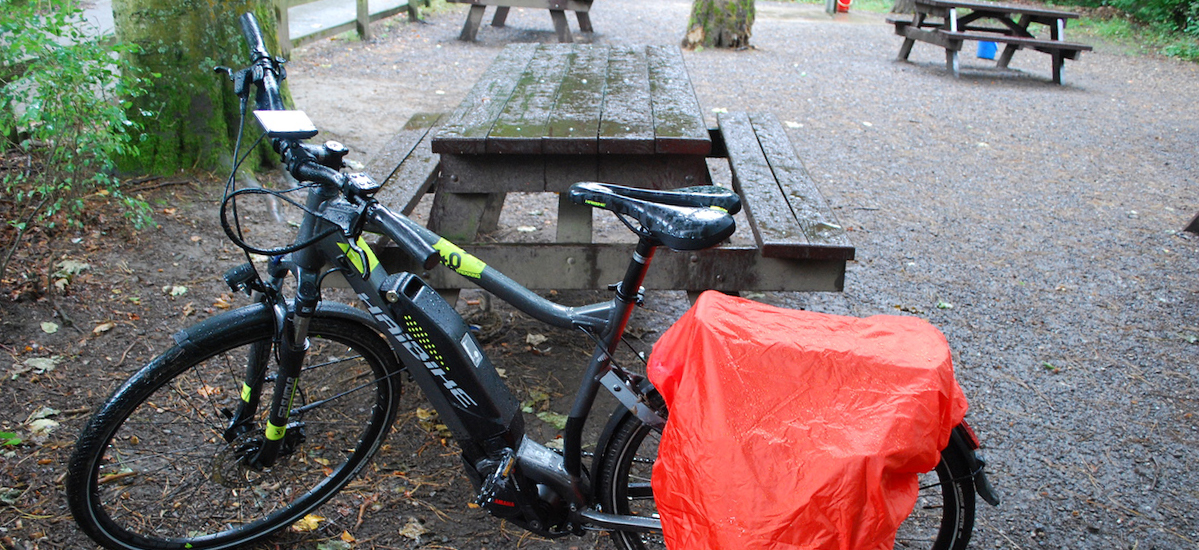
top-left (594, 409), bottom-right (976, 550)
top-left (67, 305), bottom-right (401, 550)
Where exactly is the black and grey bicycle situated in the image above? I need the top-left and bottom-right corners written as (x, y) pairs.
top-left (66, 13), bottom-right (998, 550)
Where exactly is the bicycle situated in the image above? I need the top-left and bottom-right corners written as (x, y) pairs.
top-left (66, 13), bottom-right (999, 550)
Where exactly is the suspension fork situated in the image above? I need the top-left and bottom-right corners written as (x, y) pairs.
top-left (221, 265), bottom-right (289, 445)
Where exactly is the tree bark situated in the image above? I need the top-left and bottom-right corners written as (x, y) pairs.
top-left (682, 0), bottom-right (755, 49)
top-left (113, 0), bottom-right (286, 174)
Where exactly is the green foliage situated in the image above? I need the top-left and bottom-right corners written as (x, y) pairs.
top-left (1067, 1), bottom-right (1199, 61)
top-left (1055, 0), bottom-right (1199, 42)
top-left (0, 431), bottom-right (20, 446)
top-left (114, 0), bottom-right (285, 175)
top-left (1, 0), bottom-right (154, 233)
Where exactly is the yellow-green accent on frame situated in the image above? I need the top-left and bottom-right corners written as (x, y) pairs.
top-left (241, 383), bottom-right (252, 402)
top-left (265, 421), bottom-right (287, 441)
top-left (585, 200), bottom-right (606, 208)
top-left (433, 238), bottom-right (487, 279)
top-left (337, 237), bottom-right (380, 274)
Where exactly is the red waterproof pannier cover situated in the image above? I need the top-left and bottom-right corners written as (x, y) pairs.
top-left (647, 292), bottom-right (968, 550)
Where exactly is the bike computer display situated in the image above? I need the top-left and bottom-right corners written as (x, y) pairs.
top-left (253, 109), bottom-right (319, 139)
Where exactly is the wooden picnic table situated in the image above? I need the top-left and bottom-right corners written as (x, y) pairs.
top-left (447, 0), bottom-right (594, 43)
top-left (369, 44), bottom-right (854, 293)
top-left (891, 0), bottom-right (1092, 84)
top-left (429, 44), bottom-right (712, 244)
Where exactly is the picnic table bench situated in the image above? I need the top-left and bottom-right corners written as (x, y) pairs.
top-left (890, 0), bottom-right (1092, 84)
top-left (448, 0), bottom-right (594, 42)
top-left (365, 45), bottom-right (853, 293)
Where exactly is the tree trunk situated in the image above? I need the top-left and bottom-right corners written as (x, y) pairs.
top-left (113, 0), bottom-right (286, 174)
top-left (891, 0), bottom-right (916, 13)
top-left (682, 0), bottom-right (755, 49)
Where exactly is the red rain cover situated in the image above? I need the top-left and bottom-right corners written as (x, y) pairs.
top-left (647, 291), bottom-right (968, 550)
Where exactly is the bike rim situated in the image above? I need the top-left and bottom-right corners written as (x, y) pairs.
top-left (82, 328), bottom-right (395, 549)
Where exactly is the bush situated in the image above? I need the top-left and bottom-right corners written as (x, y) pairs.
top-left (1, 0), bottom-right (154, 279)
top-left (1066, 0), bottom-right (1199, 36)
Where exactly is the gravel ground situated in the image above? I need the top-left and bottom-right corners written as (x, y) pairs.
top-left (284, 1), bottom-right (1199, 548)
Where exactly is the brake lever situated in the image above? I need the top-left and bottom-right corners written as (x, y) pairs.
top-left (214, 65), bottom-right (255, 98)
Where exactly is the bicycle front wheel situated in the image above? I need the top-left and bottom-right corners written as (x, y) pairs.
top-left (595, 409), bottom-right (977, 550)
top-left (67, 305), bottom-right (401, 550)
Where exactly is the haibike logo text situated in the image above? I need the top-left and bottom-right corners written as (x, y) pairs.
top-left (360, 295), bottom-right (479, 409)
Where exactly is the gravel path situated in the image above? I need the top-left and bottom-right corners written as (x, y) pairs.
top-left (289, 1), bottom-right (1199, 548)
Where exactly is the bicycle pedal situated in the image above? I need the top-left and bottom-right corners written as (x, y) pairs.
top-left (475, 452), bottom-right (520, 514)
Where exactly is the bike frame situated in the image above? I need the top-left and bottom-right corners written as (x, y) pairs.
top-left (226, 183), bottom-right (668, 534)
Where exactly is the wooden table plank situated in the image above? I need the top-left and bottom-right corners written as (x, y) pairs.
top-left (486, 44), bottom-right (574, 154)
top-left (918, 0), bottom-right (1078, 19)
top-left (433, 44), bottom-right (537, 154)
top-left (598, 46), bottom-right (655, 155)
top-left (367, 112), bottom-right (444, 216)
top-left (378, 243), bottom-right (848, 292)
top-left (719, 112), bottom-right (812, 253)
top-left (646, 45), bottom-right (710, 156)
top-left (749, 113), bottom-right (852, 257)
top-left (543, 45), bottom-right (609, 155)
top-left (364, 112), bottom-right (440, 187)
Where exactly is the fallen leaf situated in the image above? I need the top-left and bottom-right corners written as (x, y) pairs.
top-left (536, 411), bottom-right (569, 430)
top-left (190, 235), bottom-right (202, 242)
top-left (54, 260), bottom-right (90, 278)
top-left (290, 513), bottom-right (324, 532)
top-left (0, 487), bottom-right (21, 504)
top-left (516, 225), bottom-right (537, 233)
top-left (341, 530), bottom-right (356, 543)
top-left (27, 407), bottom-right (59, 422)
top-left (398, 517), bottom-right (428, 541)
top-left (27, 418), bottom-right (59, 436)
top-left (168, 285), bottom-right (188, 297)
top-left (24, 357), bottom-right (59, 374)
top-left (93, 321), bottom-right (116, 334)
top-left (213, 294), bottom-right (235, 310)
top-left (526, 333), bottom-right (548, 347)
top-left (316, 540), bottom-right (352, 550)
top-left (40, 322), bottom-right (59, 334)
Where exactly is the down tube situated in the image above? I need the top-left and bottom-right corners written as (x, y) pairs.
top-left (322, 234), bottom-right (524, 469)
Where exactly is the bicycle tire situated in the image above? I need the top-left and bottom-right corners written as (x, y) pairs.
top-left (67, 304), bottom-right (402, 550)
top-left (594, 408), bottom-right (976, 550)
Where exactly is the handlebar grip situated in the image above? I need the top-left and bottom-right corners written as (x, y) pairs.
top-left (239, 13), bottom-right (270, 58)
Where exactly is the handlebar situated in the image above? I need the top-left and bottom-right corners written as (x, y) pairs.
top-left (234, 12), bottom-right (440, 270)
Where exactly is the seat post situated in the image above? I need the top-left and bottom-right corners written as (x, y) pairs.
top-left (561, 236), bottom-right (658, 493)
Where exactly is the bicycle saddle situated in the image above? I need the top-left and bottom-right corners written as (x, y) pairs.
top-left (568, 182), bottom-right (739, 251)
